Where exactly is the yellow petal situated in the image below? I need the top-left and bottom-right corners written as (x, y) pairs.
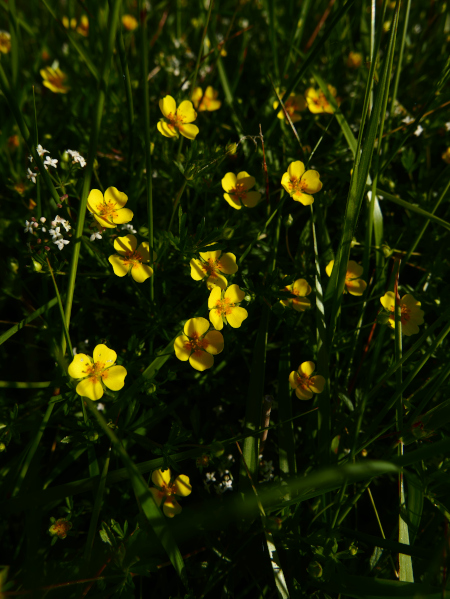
top-left (226, 306), bottom-right (248, 328)
top-left (209, 309), bottom-right (224, 330)
top-left (289, 371), bottom-right (299, 389)
top-left (347, 261), bottom-right (364, 279)
top-left (292, 191), bottom-right (314, 206)
top-left (292, 296), bottom-right (311, 311)
top-left (68, 353), bottom-right (93, 379)
top-left (137, 242), bottom-right (156, 263)
top-left (200, 250), bottom-right (222, 261)
top-left (281, 172), bottom-right (291, 194)
top-left (292, 279), bottom-right (311, 296)
top-left (174, 335), bottom-right (190, 361)
top-left (87, 189), bottom-right (104, 214)
top-left (159, 95), bottom-right (177, 118)
top-left (104, 187), bottom-right (128, 209)
top-left (149, 487), bottom-right (163, 506)
top-left (114, 234), bottom-right (137, 254)
top-left (380, 291), bottom-right (395, 311)
top-left (174, 474), bottom-right (192, 496)
top-left (325, 260), bottom-right (335, 277)
top-left (157, 120), bottom-right (178, 138)
top-left (152, 468), bottom-right (171, 487)
top-left (236, 172), bottom-right (255, 190)
top-left (225, 284), bottom-right (245, 304)
top-left (131, 263), bottom-right (153, 283)
top-left (177, 100), bottom-right (197, 123)
top-left (207, 273), bottom-right (227, 289)
top-left (299, 361), bottom-right (315, 376)
top-left (402, 320), bottom-right (420, 336)
top-left (111, 208), bottom-right (134, 225)
top-left (301, 170), bottom-right (323, 194)
top-left (401, 294), bottom-right (421, 309)
top-left (184, 317), bottom-right (210, 338)
top-left (94, 344), bottom-right (117, 365)
top-left (190, 258), bottom-right (206, 281)
top-left (309, 375), bottom-right (325, 394)
top-left (242, 191), bottom-right (262, 208)
top-left (102, 365), bottom-right (127, 391)
top-left (109, 254), bottom-right (129, 277)
top-left (222, 172), bottom-right (237, 193)
top-left (191, 87), bottom-right (203, 108)
top-left (223, 193), bottom-right (242, 210)
top-left (189, 351), bottom-right (214, 371)
top-left (179, 123), bottom-right (199, 140)
top-left (208, 286), bottom-right (222, 309)
top-left (287, 161), bottom-right (305, 180)
top-left (94, 214), bottom-right (117, 229)
top-left (76, 378), bottom-right (103, 401)
top-left (346, 278), bottom-right (367, 296)
top-left (163, 497), bottom-right (182, 517)
top-left (203, 330), bottom-right (224, 355)
top-left (218, 252), bottom-right (238, 274)
top-left (295, 386), bottom-right (313, 400)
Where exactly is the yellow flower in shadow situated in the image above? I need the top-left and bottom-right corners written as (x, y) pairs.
top-left (221, 171), bottom-right (262, 209)
top-left (40, 66), bottom-right (70, 94)
top-left (380, 292), bottom-right (424, 336)
top-left (109, 234), bottom-right (156, 283)
top-left (326, 260), bottom-right (367, 296)
top-left (208, 284), bottom-right (248, 330)
top-left (149, 469), bottom-right (192, 517)
top-left (190, 249), bottom-right (238, 289)
top-left (174, 317), bottom-right (224, 371)
top-left (191, 86), bottom-right (221, 111)
top-left (289, 361), bottom-right (325, 400)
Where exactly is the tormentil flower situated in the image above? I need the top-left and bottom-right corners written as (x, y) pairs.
top-left (347, 51), bottom-right (363, 69)
top-left (108, 234), bottom-right (156, 283)
top-left (191, 86), bottom-right (221, 112)
top-left (149, 469), bottom-right (192, 517)
top-left (87, 187), bottom-right (133, 229)
top-left (305, 85), bottom-right (340, 114)
top-left (122, 14), bottom-right (138, 31)
top-left (68, 343), bottom-right (127, 401)
top-left (174, 317), bottom-right (224, 371)
top-left (40, 66), bottom-right (70, 94)
top-left (442, 148), bottom-right (450, 164)
top-left (325, 260), bottom-right (367, 296)
top-left (0, 30), bottom-right (11, 54)
top-left (280, 278), bottom-right (312, 312)
top-left (157, 95), bottom-right (199, 140)
top-left (208, 284), bottom-right (248, 330)
top-left (62, 15), bottom-right (88, 35)
top-left (380, 292), bottom-right (424, 336)
top-left (190, 250), bottom-right (238, 290)
top-left (49, 518), bottom-right (72, 539)
top-left (273, 91), bottom-right (307, 123)
top-left (281, 161), bottom-right (322, 206)
top-left (289, 361), bottom-right (325, 400)
top-left (222, 172), bottom-right (262, 210)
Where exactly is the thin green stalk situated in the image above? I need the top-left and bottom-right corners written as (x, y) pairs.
top-left (139, 0), bottom-right (154, 303)
top-left (168, 180), bottom-right (188, 231)
top-left (281, 0), bottom-right (312, 77)
top-left (191, 0), bottom-right (214, 94)
top-left (46, 257), bottom-right (73, 360)
top-left (83, 446), bottom-right (111, 562)
top-left (117, 24), bottom-right (135, 174)
top-left (61, 0), bottom-right (123, 356)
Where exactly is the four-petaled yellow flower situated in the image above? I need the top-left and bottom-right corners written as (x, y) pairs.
top-left (347, 51), bottom-right (363, 69)
top-left (305, 85), bottom-right (339, 114)
top-left (325, 260), bottom-right (367, 296)
top-left (40, 66), bottom-right (70, 94)
top-left (122, 14), bottom-right (138, 31)
top-left (149, 469), bottom-right (192, 518)
top-left (191, 86), bottom-right (221, 112)
top-left (442, 148), bottom-right (450, 164)
top-left (174, 317), bottom-right (224, 371)
top-left (222, 172), bottom-right (262, 210)
top-left (289, 361), bottom-right (325, 400)
top-left (281, 161), bottom-right (322, 205)
top-left (68, 343), bottom-right (127, 401)
top-left (0, 30), bottom-right (11, 54)
top-left (157, 95), bottom-right (199, 140)
top-left (380, 292), bottom-right (424, 336)
top-left (273, 91), bottom-right (307, 123)
top-left (108, 234), bottom-right (156, 283)
top-left (280, 278), bottom-right (312, 311)
top-left (87, 187), bottom-right (133, 229)
top-left (208, 284), bottom-right (248, 330)
top-left (190, 250), bottom-right (238, 289)
top-left (49, 518), bottom-right (72, 539)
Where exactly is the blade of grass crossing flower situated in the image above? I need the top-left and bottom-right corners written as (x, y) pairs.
top-left (83, 447), bottom-right (111, 563)
top-left (61, 0), bottom-right (123, 357)
top-left (277, 330), bottom-right (296, 478)
top-left (0, 297), bottom-right (59, 346)
top-left (325, 2), bottom-right (400, 345)
top-left (85, 399), bottom-right (188, 586)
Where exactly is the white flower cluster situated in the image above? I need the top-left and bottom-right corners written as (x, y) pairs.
top-left (66, 149), bottom-right (86, 168)
top-left (259, 456), bottom-right (275, 483)
top-left (27, 145), bottom-right (59, 182)
top-left (121, 223), bottom-right (137, 234)
top-left (49, 215), bottom-right (71, 250)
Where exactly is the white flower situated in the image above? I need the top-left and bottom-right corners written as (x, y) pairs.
top-left (90, 232), bottom-right (102, 241)
top-left (413, 24), bottom-right (421, 34)
top-left (97, 403), bottom-right (105, 411)
top-left (54, 238), bottom-right (70, 250)
top-left (66, 149), bottom-right (86, 167)
top-left (402, 116), bottom-right (414, 125)
top-left (414, 125), bottom-right (423, 137)
top-left (62, 43), bottom-right (69, 55)
top-left (445, 123), bottom-right (450, 132)
top-left (40, 217), bottom-right (46, 223)
top-left (44, 156), bottom-right (58, 169)
top-left (49, 226), bottom-right (63, 240)
top-left (181, 80), bottom-right (191, 92)
top-left (121, 223), bottom-right (137, 234)
top-left (27, 168), bottom-right (37, 184)
top-left (53, 215), bottom-right (71, 232)
top-left (42, 227), bottom-right (46, 233)
top-left (24, 221), bottom-right (34, 234)
top-left (33, 222), bottom-right (39, 228)
top-left (205, 472), bottom-right (216, 483)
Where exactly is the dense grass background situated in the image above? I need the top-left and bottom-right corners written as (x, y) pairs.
top-left (2, 0), bottom-right (450, 597)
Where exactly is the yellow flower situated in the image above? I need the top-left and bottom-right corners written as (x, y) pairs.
top-left (191, 86), bottom-right (221, 111)
top-left (40, 66), bottom-right (70, 94)
top-left (68, 343), bottom-right (127, 401)
top-left (87, 187), bottom-right (133, 229)
top-left (208, 284), bottom-right (248, 330)
top-left (280, 278), bottom-right (312, 311)
top-left (347, 51), bottom-right (363, 69)
top-left (174, 317), bottom-right (224, 371)
top-left (380, 292), bottom-right (424, 336)
top-left (0, 30), bottom-right (12, 54)
top-left (122, 14), bottom-right (138, 31)
top-left (221, 171), bottom-right (262, 210)
top-left (190, 250), bottom-right (238, 290)
top-left (442, 148), bottom-right (450, 164)
top-left (281, 161), bottom-right (322, 205)
top-left (157, 95), bottom-right (199, 140)
top-left (76, 15), bottom-right (89, 36)
top-left (62, 16), bottom-right (77, 29)
top-left (325, 260), bottom-right (367, 296)
top-left (305, 85), bottom-right (339, 114)
top-left (49, 518), bottom-right (72, 539)
top-left (289, 361), bottom-right (325, 400)
top-left (108, 234), bottom-right (156, 283)
top-left (273, 91), bottom-right (307, 123)
top-left (149, 469), bottom-right (192, 518)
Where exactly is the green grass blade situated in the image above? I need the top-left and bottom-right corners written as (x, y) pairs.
top-left (0, 297), bottom-right (58, 346)
top-left (83, 446), bottom-right (111, 563)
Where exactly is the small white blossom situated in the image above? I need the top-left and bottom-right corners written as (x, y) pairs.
top-left (90, 232), bottom-right (102, 241)
top-left (49, 226), bottom-right (63, 241)
top-left (413, 24), bottom-right (421, 34)
top-left (414, 125), bottom-right (423, 137)
top-left (181, 80), bottom-right (191, 92)
top-left (27, 168), bottom-right (37, 184)
top-left (97, 403), bottom-right (105, 411)
top-left (121, 223), bottom-right (137, 234)
top-left (54, 238), bottom-right (70, 250)
top-left (205, 472), bottom-right (216, 483)
top-left (66, 149), bottom-right (86, 168)
top-left (402, 116), bottom-right (414, 125)
top-left (445, 123), bottom-right (450, 132)
top-left (33, 222), bottom-right (39, 228)
top-left (62, 43), bottom-right (69, 55)
top-left (24, 221), bottom-right (34, 234)
top-left (53, 215), bottom-right (71, 232)
top-left (40, 217), bottom-right (46, 223)
top-left (44, 156), bottom-right (58, 169)
top-left (42, 227), bottom-right (46, 233)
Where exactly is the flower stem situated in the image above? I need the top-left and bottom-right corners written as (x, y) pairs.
top-left (168, 179), bottom-right (188, 232)
top-left (46, 257), bottom-right (74, 360)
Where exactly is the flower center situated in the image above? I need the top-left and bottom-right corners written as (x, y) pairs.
top-left (215, 297), bottom-right (233, 316)
top-left (202, 258), bottom-right (221, 278)
top-left (389, 304), bottom-right (411, 324)
top-left (162, 482), bottom-right (177, 497)
top-left (230, 183), bottom-right (248, 200)
top-left (96, 200), bottom-right (118, 221)
top-left (49, 73), bottom-right (66, 90)
top-left (295, 372), bottom-right (312, 391)
top-left (184, 332), bottom-right (209, 355)
top-left (122, 250), bottom-right (143, 267)
top-left (167, 111), bottom-right (184, 128)
top-left (287, 176), bottom-right (307, 194)
top-left (85, 361), bottom-right (107, 383)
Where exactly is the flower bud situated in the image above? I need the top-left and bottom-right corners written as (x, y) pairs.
top-left (307, 561), bottom-right (323, 578)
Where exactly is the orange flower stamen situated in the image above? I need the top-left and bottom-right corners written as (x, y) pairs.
top-left (185, 332), bottom-right (209, 355)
